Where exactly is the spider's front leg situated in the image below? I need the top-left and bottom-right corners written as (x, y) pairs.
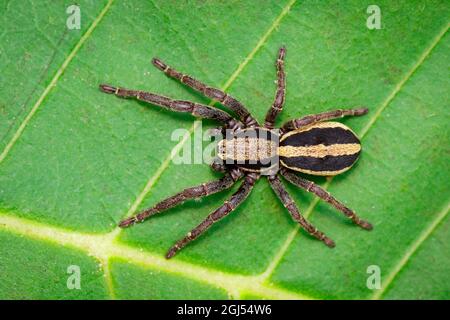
top-left (265, 46), bottom-right (286, 129)
top-left (166, 173), bottom-right (259, 258)
top-left (280, 169), bottom-right (373, 230)
top-left (151, 58), bottom-right (258, 127)
top-left (268, 175), bottom-right (335, 248)
top-left (99, 84), bottom-right (237, 127)
top-left (119, 170), bottom-right (243, 228)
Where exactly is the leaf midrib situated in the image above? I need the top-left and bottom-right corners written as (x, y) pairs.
top-left (0, 213), bottom-right (310, 299)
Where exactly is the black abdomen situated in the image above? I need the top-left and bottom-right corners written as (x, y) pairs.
top-left (279, 122), bottom-right (361, 176)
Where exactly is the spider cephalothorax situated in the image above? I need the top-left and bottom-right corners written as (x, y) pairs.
top-left (100, 46), bottom-right (372, 259)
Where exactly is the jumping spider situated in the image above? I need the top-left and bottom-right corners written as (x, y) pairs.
top-left (100, 46), bottom-right (373, 259)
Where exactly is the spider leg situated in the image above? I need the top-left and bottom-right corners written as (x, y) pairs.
top-left (281, 108), bottom-right (368, 131)
top-left (280, 169), bottom-right (372, 230)
top-left (99, 84), bottom-right (240, 128)
top-left (119, 170), bottom-right (243, 227)
top-left (166, 173), bottom-right (259, 259)
top-left (210, 158), bottom-right (227, 173)
top-left (268, 175), bottom-right (335, 248)
top-left (152, 58), bottom-right (258, 127)
top-left (265, 46), bottom-right (286, 129)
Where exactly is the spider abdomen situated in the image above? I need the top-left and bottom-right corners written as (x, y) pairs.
top-left (279, 122), bottom-right (361, 176)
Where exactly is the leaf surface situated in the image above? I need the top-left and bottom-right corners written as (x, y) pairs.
top-left (0, 0), bottom-right (449, 299)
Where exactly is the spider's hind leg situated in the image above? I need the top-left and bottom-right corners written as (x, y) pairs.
top-left (280, 169), bottom-right (373, 230)
top-left (265, 46), bottom-right (286, 129)
top-left (268, 175), bottom-right (335, 248)
top-left (281, 108), bottom-right (368, 131)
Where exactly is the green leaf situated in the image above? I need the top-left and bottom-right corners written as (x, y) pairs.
top-left (0, 0), bottom-right (449, 299)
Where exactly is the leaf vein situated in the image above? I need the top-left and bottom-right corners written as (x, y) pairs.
top-left (0, 213), bottom-right (312, 300)
top-left (0, 0), bottom-right (114, 164)
top-left (372, 201), bottom-right (450, 299)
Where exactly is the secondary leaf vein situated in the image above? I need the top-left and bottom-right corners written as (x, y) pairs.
top-left (0, 0), bottom-right (114, 164)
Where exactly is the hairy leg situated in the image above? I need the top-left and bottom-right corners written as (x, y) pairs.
top-left (280, 169), bottom-right (372, 230)
top-left (152, 58), bottom-right (258, 127)
top-left (99, 84), bottom-right (238, 126)
top-left (268, 175), bottom-right (335, 248)
top-left (166, 173), bottom-right (259, 258)
top-left (119, 170), bottom-right (243, 227)
top-left (265, 46), bottom-right (286, 129)
top-left (210, 157), bottom-right (228, 173)
top-left (281, 108), bottom-right (368, 131)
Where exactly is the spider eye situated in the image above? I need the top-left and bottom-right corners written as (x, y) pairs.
top-left (217, 140), bottom-right (226, 159)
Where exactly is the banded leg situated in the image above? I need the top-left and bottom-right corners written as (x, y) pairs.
top-left (281, 108), bottom-right (368, 131)
top-left (152, 58), bottom-right (258, 127)
top-left (119, 170), bottom-right (243, 228)
top-left (99, 84), bottom-right (238, 126)
top-left (280, 169), bottom-right (372, 230)
top-left (268, 175), bottom-right (335, 248)
top-left (264, 46), bottom-right (286, 129)
top-left (166, 173), bottom-right (259, 258)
